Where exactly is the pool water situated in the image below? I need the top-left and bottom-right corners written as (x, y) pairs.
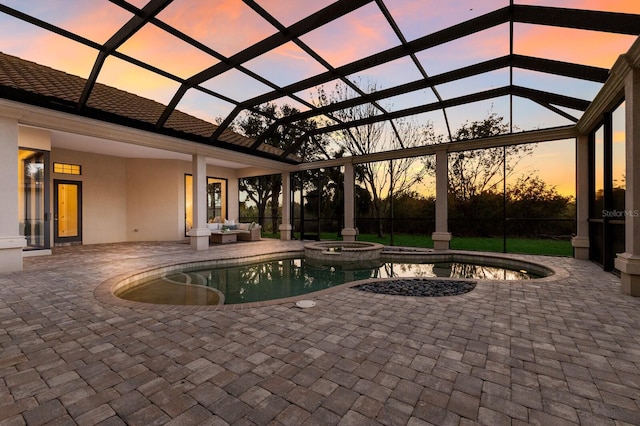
top-left (116, 257), bottom-right (543, 306)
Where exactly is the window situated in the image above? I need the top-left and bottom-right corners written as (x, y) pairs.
top-left (53, 162), bottom-right (81, 175)
top-left (184, 175), bottom-right (227, 234)
top-left (19, 149), bottom-right (50, 249)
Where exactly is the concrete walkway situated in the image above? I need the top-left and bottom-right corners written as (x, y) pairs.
top-left (1, 240), bottom-right (639, 425)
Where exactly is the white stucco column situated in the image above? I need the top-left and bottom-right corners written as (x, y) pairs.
top-left (572, 134), bottom-right (590, 260)
top-left (0, 116), bottom-right (26, 272)
top-left (432, 149), bottom-right (451, 250)
top-left (616, 66), bottom-right (640, 295)
top-left (279, 171), bottom-right (292, 241)
top-left (341, 161), bottom-right (357, 241)
top-left (188, 154), bottom-right (210, 250)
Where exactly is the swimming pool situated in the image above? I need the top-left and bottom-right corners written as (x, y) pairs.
top-left (114, 255), bottom-right (549, 306)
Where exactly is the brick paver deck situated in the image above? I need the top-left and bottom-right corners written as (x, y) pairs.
top-left (1, 240), bottom-right (639, 425)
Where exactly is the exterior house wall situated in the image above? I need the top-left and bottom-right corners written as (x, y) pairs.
top-left (52, 148), bottom-right (128, 244)
top-left (19, 126), bottom-right (51, 151)
top-left (0, 117), bottom-right (24, 272)
top-left (49, 151), bottom-right (241, 245)
top-left (223, 168), bottom-right (239, 222)
top-left (16, 124), bottom-right (243, 248)
top-left (125, 158), bottom-right (183, 242)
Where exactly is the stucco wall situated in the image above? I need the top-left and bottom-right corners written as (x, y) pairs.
top-left (48, 149), bottom-right (242, 245)
top-left (208, 165), bottom-right (239, 222)
top-left (126, 158), bottom-right (183, 242)
top-left (52, 149), bottom-right (128, 244)
top-left (19, 126), bottom-right (51, 151)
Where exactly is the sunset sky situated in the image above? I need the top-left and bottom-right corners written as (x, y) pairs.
top-left (0, 0), bottom-right (637, 194)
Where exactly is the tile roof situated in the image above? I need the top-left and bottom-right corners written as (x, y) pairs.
top-left (0, 51), bottom-right (295, 162)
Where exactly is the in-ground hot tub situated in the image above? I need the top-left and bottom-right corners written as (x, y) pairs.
top-left (304, 241), bottom-right (384, 263)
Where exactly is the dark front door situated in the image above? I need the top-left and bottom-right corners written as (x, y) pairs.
top-left (54, 180), bottom-right (82, 245)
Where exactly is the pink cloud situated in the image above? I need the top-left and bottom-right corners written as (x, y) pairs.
top-left (258, 0), bottom-right (336, 27)
top-left (156, 0), bottom-right (277, 58)
top-left (390, 0), bottom-right (509, 41)
top-left (299, 3), bottom-right (400, 68)
top-left (243, 42), bottom-right (326, 87)
top-left (415, 24), bottom-right (509, 76)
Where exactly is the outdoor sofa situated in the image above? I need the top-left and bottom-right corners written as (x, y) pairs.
top-left (207, 220), bottom-right (261, 242)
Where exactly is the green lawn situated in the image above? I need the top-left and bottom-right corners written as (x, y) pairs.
top-left (360, 233), bottom-right (572, 256)
top-left (451, 237), bottom-right (572, 256)
top-left (265, 232), bottom-right (572, 257)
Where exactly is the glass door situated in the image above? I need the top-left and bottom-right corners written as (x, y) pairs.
top-left (54, 180), bottom-right (82, 244)
top-left (589, 102), bottom-right (626, 271)
top-left (207, 181), bottom-right (222, 222)
top-left (19, 149), bottom-right (50, 250)
top-left (184, 175), bottom-right (228, 235)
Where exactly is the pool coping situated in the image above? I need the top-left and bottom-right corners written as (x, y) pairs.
top-left (94, 248), bottom-right (570, 312)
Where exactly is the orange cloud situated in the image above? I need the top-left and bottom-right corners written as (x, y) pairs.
top-left (7, 29), bottom-right (98, 80)
top-left (520, 0), bottom-right (640, 14)
top-left (513, 0), bottom-right (640, 71)
top-left (116, 23), bottom-right (218, 79)
top-left (0, 1), bottom-right (131, 78)
top-left (511, 139), bottom-right (576, 197)
top-left (98, 56), bottom-right (180, 106)
top-left (59, 2), bottom-right (133, 45)
top-left (514, 24), bottom-right (636, 68)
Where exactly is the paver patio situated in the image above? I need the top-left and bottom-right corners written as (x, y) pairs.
top-left (1, 240), bottom-right (639, 425)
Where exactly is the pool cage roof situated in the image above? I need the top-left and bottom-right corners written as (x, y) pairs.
top-left (0, 1), bottom-right (639, 165)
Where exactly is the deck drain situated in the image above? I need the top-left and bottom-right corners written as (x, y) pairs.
top-left (354, 278), bottom-right (476, 297)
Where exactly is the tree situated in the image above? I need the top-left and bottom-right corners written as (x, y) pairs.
top-left (235, 103), bottom-right (323, 231)
top-left (507, 175), bottom-right (575, 238)
top-left (441, 112), bottom-right (580, 240)
top-left (447, 112), bottom-right (533, 201)
top-left (390, 191), bottom-right (436, 234)
top-left (239, 175), bottom-right (277, 231)
top-left (435, 112), bottom-right (540, 237)
top-left (315, 79), bottom-right (437, 237)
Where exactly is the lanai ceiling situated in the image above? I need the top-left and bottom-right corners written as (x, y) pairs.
top-left (0, 0), bottom-right (639, 164)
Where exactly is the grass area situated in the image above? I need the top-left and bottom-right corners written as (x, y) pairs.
top-left (362, 233), bottom-right (572, 256)
top-left (265, 232), bottom-right (572, 257)
top-left (357, 233), bottom-right (433, 248)
top-left (451, 237), bottom-right (572, 256)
